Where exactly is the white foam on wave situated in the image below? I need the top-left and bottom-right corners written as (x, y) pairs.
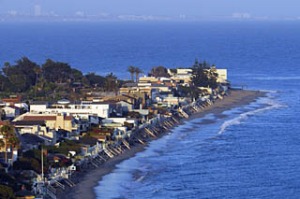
top-left (95, 150), bottom-right (157, 198)
top-left (95, 127), bottom-right (178, 198)
top-left (94, 166), bottom-right (133, 199)
top-left (222, 108), bottom-right (244, 116)
top-left (218, 94), bottom-right (285, 135)
top-left (95, 92), bottom-right (285, 198)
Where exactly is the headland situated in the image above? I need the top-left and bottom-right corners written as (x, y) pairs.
top-left (0, 58), bottom-right (266, 199)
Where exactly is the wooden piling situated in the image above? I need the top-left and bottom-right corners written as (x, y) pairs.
top-left (145, 127), bottom-right (157, 138)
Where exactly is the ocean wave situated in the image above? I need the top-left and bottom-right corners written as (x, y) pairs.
top-left (218, 96), bottom-right (285, 135)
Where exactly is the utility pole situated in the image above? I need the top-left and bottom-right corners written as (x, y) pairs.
top-left (41, 145), bottom-right (45, 198)
top-left (4, 138), bottom-right (7, 164)
top-left (41, 146), bottom-right (44, 182)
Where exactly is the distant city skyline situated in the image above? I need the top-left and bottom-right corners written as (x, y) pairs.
top-left (0, 0), bottom-right (300, 21)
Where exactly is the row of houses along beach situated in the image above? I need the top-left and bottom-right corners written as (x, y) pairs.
top-left (0, 65), bottom-right (264, 198)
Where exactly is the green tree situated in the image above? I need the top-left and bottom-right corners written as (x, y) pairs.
top-left (150, 66), bottom-right (170, 78)
top-left (177, 85), bottom-right (201, 101)
top-left (0, 124), bottom-right (19, 164)
top-left (85, 72), bottom-right (106, 88)
top-left (127, 66), bottom-right (136, 82)
top-left (0, 184), bottom-right (15, 199)
top-left (0, 171), bottom-right (16, 188)
top-left (191, 60), bottom-right (218, 89)
top-left (104, 73), bottom-right (118, 92)
top-left (206, 66), bottom-right (219, 89)
top-left (2, 57), bottom-right (40, 92)
top-left (42, 59), bottom-right (72, 83)
top-left (70, 68), bottom-right (84, 82)
top-left (13, 157), bottom-right (41, 173)
top-left (0, 73), bottom-right (10, 92)
top-left (33, 66), bottom-right (42, 97)
top-left (0, 139), bottom-right (5, 151)
top-left (134, 67), bottom-right (143, 83)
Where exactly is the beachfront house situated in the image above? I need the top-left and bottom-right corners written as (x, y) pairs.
top-left (29, 100), bottom-right (122, 132)
top-left (101, 117), bottom-right (138, 139)
top-left (1, 106), bottom-right (21, 120)
top-left (30, 99), bottom-right (114, 119)
top-left (119, 83), bottom-right (138, 95)
top-left (13, 119), bottom-right (49, 136)
top-left (112, 127), bottom-right (128, 140)
top-left (77, 136), bottom-right (102, 157)
top-left (102, 117), bottom-right (137, 127)
top-left (1, 95), bottom-right (22, 106)
top-left (119, 87), bottom-right (149, 108)
top-left (0, 95), bottom-right (27, 120)
top-left (168, 68), bottom-right (193, 85)
top-left (13, 113), bottom-right (79, 140)
top-left (216, 69), bottom-right (228, 83)
top-left (139, 76), bottom-right (159, 84)
top-left (117, 100), bottom-right (134, 114)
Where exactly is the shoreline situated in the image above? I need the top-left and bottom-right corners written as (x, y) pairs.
top-left (61, 89), bottom-right (266, 199)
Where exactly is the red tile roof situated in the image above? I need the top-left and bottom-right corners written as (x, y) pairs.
top-left (0, 121), bottom-right (10, 126)
top-left (23, 115), bottom-right (72, 121)
top-left (2, 96), bottom-right (22, 104)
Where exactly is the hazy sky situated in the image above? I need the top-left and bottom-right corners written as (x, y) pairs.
top-left (0, 0), bottom-right (299, 18)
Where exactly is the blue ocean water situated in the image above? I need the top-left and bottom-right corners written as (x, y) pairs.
top-left (1, 21), bottom-right (300, 198)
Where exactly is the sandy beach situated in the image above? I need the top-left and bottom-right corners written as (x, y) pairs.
top-left (60, 89), bottom-right (266, 199)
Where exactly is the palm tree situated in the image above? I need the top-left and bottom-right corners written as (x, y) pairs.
top-left (127, 66), bottom-right (135, 82)
top-left (104, 73), bottom-right (118, 92)
top-left (0, 139), bottom-right (5, 152)
top-left (134, 67), bottom-right (143, 83)
top-left (8, 135), bottom-right (19, 160)
top-left (33, 66), bottom-right (42, 98)
top-left (206, 66), bottom-right (218, 89)
top-left (0, 124), bottom-right (19, 164)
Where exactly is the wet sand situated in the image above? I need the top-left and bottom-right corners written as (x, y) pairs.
top-left (61, 89), bottom-right (266, 199)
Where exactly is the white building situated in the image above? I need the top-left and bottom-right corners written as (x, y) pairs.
top-left (168, 68), bottom-right (193, 84)
top-left (216, 69), bottom-right (228, 83)
top-left (30, 100), bottom-right (114, 119)
top-left (2, 106), bottom-right (20, 119)
top-left (13, 113), bottom-right (77, 138)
